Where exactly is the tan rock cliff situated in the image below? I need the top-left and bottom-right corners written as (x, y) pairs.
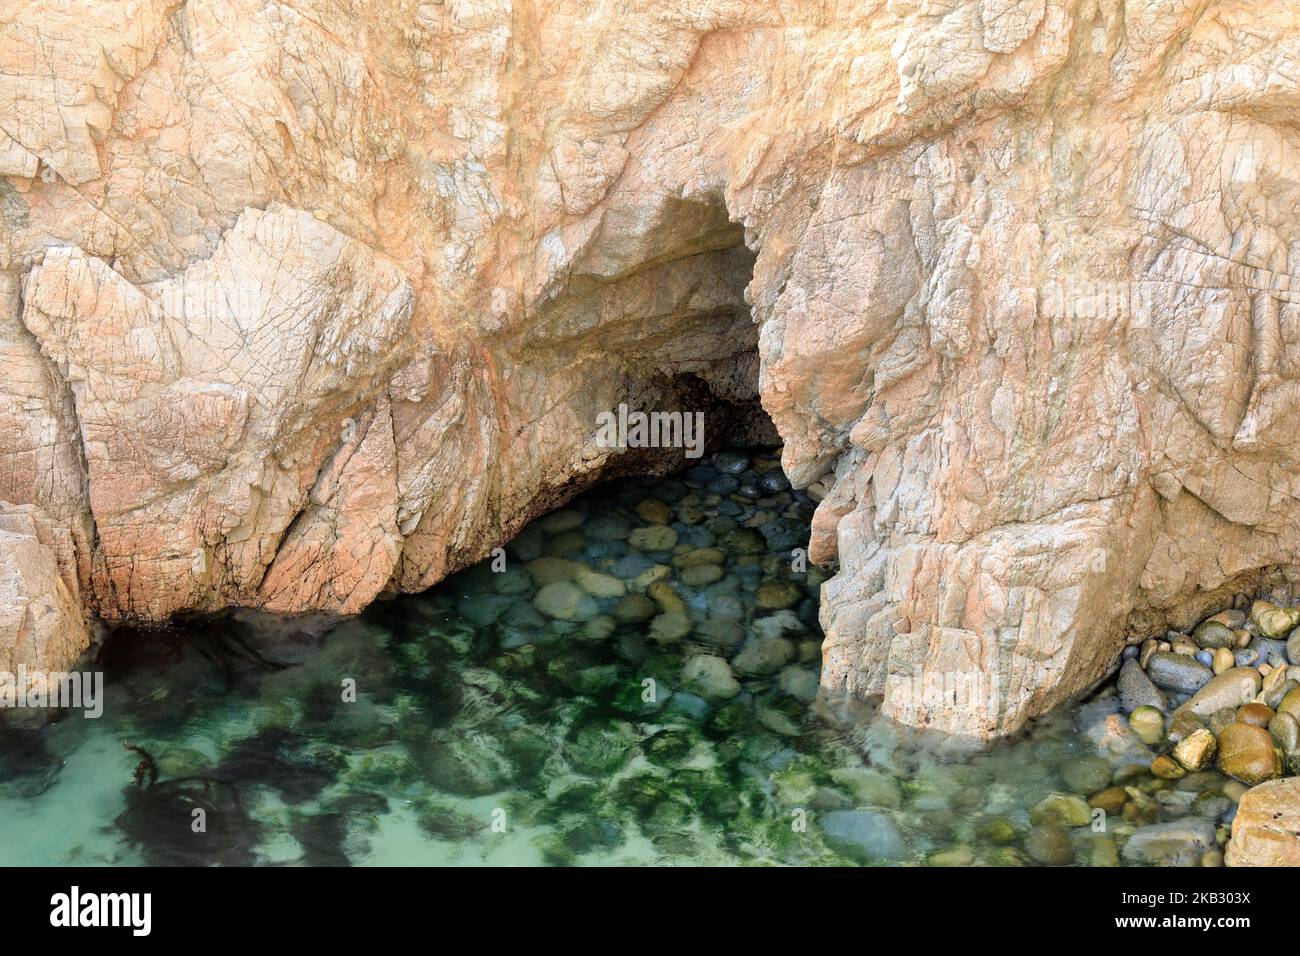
top-left (2, 0), bottom-right (1300, 737)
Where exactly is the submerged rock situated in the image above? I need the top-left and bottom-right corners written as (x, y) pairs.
top-left (819, 810), bottom-right (907, 864)
top-left (1121, 820), bottom-right (1217, 867)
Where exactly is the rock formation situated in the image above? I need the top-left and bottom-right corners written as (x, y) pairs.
top-left (2, 0), bottom-right (1300, 738)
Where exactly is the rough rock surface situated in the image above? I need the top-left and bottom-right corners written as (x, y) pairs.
top-left (2, 1), bottom-right (1300, 737)
top-left (1226, 779), bottom-right (1300, 867)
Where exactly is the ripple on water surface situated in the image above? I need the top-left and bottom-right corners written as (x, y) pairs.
top-left (0, 449), bottom-right (1238, 866)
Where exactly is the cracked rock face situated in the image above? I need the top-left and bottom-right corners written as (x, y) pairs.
top-left (2, 0), bottom-right (1300, 738)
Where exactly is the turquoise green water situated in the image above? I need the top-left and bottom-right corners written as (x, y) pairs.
top-left (0, 451), bottom-right (1235, 866)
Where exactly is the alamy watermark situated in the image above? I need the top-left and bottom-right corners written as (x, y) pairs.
top-left (0, 667), bottom-right (104, 718)
top-left (595, 403), bottom-right (705, 459)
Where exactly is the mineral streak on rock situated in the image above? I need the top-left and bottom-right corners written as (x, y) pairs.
top-left (2, 1), bottom-right (1300, 738)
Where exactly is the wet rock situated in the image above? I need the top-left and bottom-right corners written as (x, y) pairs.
top-left (1118, 660), bottom-right (1165, 714)
top-left (731, 635), bottom-right (795, 677)
top-left (1278, 687), bottom-right (1300, 722)
top-left (1127, 706), bottom-right (1165, 746)
top-left (712, 451), bottom-right (749, 475)
top-left (1234, 648), bottom-right (1260, 668)
top-left (533, 581), bottom-right (597, 621)
top-left (526, 557), bottom-right (586, 585)
top-left (1030, 793), bottom-right (1092, 827)
top-left (628, 525), bottom-right (677, 552)
top-left (633, 499), bottom-right (673, 525)
top-left (1192, 620), bottom-right (1237, 649)
top-left (1122, 820), bottom-right (1217, 867)
top-left (564, 720), bottom-right (638, 776)
top-left (721, 529), bottom-right (766, 556)
top-left (928, 845), bottom-right (974, 867)
top-left (1216, 723), bottom-right (1283, 785)
top-left (672, 548), bottom-right (724, 569)
top-left (819, 810), bottom-right (907, 864)
top-left (1211, 647), bottom-right (1235, 674)
top-left (778, 665), bottom-right (820, 702)
top-left (1288, 629), bottom-right (1300, 666)
top-left (1175, 667), bottom-right (1262, 717)
top-left (574, 568), bottom-right (626, 599)
top-left (1151, 755), bottom-right (1185, 779)
top-left (1061, 756), bottom-right (1111, 794)
top-left (829, 767), bottom-right (902, 808)
top-left (1145, 652), bottom-right (1213, 694)
top-left (680, 564), bottom-right (725, 587)
top-left (613, 593), bottom-right (656, 623)
top-left (758, 470), bottom-right (791, 494)
top-left (1236, 702), bottom-right (1274, 727)
top-left (1225, 778), bottom-right (1300, 866)
top-left (428, 732), bottom-right (515, 796)
top-left (1263, 677), bottom-right (1298, 710)
top-left (1255, 603), bottom-right (1300, 639)
top-left (648, 612), bottom-right (692, 644)
top-left (1024, 825), bottom-right (1074, 866)
top-left (1173, 729), bottom-right (1217, 772)
top-left (1088, 787), bottom-right (1128, 815)
top-left (681, 655), bottom-right (740, 701)
top-left (978, 816), bottom-right (1018, 844)
top-left (755, 580), bottom-right (801, 610)
top-left (585, 515), bottom-right (631, 541)
top-left (1267, 711), bottom-right (1300, 754)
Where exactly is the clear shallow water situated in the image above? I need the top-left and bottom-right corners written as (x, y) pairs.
top-left (0, 451), bottom-right (1231, 866)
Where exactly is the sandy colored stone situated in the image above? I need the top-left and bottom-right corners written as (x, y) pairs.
top-left (1226, 779), bottom-right (1300, 867)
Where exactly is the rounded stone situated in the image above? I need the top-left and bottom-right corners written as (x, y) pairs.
top-left (1192, 619), bottom-right (1237, 649)
top-left (1151, 755), bottom-right (1186, 779)
top-left (1024, 825), bottom-right (1074, 866)
top-left (613, 593), bottom-right (657, 623)
top-left (648, 611), bottom-right (692, 643)
top-left (1236, 702), bottom-right (1274, 727)
top-left (1060, 756), bottom-right (1110, 794)
top-left (1212, 647), bottom-right (1235, 674)
top-left (1177, 667), bottom-right (1263, 717)
top-left (574, 567), bottom-right (626, 599)
top-left (721, 529), bottom-right (766, 556)
top-left (1278, 686), bottom-right (1300, 722)
top-left (1128, 705), bottom-right (1165, 746)
top-left (1145, 651), bottom-right (1213, 694)
top-left (1088, 787), bottom-right (1128, 816)
top-left (755, 580), bottom-right (801, 610)
top-left (628, 525), bottom-right (678, 552)
top-left (1267, 710), bottom-right (1300, 754)
top-left (1030, 792), bottom-right (1092, 827)
top-left (819, 810), bottom-right (907, 864)
top-left (680, 564), bottom-right (725, 587)
top-left (672, 547), bottom-right (725, 568)
top-left (1118, 659), bottom-right (1165, 713)
top-left (712, 450), bottom-right (750, 475)
top-left (533, 581), bottom-right (597, 621)
top-left (633, 499), bottom-right (674, 525)
top-left (1216, 722), bottom-right (1283, 785)
top-left (681, 655), bottom-right (741, 701)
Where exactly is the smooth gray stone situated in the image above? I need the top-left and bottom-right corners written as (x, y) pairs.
top-left (1118, 658), bottom-right (1166, 713)
top-left (1145, 651), bottom-right (1213, 694)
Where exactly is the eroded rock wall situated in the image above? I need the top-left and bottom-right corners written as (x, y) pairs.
top-left (2, 0), bottom-right (1299, 737)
